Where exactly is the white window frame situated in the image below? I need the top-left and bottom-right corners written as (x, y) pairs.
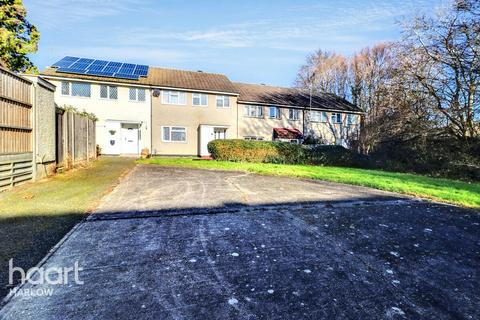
top-left (71, 82), bottom-right (91, 98)
top-left (331, 113), bottom-right (342, 124)
top-left (129, 88), bottom-right (146, 102)
top-left (61, 81), bottom-right (91, 98)
top-left (310, 111), bottom-right (328, 123)
top-left (161, 126), bottom-right (187, 143)
top-left (244, 105), bottom-right (263, 118)
top-left (100, 85), bottom-right (118, 100)
top-left (162, 90), bottom-right (186, 105)
top-left (216, 95), bottom-right (230, 108)
top-left (288, 109), bottom-right (300, 120)
top-left (192, 93), bottom-right (208, 107)
top-left (269, 107), bottom-right (281, 119)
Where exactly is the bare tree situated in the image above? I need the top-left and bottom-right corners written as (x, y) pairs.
top-left (400, 0), bottom-right (480, 141)
top-left (296, 50), bottom-right (349, 99)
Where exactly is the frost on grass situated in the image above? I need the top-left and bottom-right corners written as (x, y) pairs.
top-left (228, 298), bottom-right (238, 305)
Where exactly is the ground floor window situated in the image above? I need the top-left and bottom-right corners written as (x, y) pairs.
top-left (244, 136), bottom-right (264, 141)
top-left (162, 126), bottom-right (187, 142)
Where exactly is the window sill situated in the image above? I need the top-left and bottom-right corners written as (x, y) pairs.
top-left (161, 102), bottom-right (187, 106)
top-left (161, 140), bottom-right (188, 144)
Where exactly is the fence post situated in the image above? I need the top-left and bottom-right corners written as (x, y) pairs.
top-left (71, 112), bottom-right (75, 167)
top-left (86, 119), bottom-right (89, 162)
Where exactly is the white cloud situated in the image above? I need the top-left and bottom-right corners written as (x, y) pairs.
top-left (109, 0), bottom-right (443, 52)
top-left (24, 0), bottom-right (145, 29)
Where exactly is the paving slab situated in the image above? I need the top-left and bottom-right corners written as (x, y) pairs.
top-left (1, 165), bottom-right (479, 319)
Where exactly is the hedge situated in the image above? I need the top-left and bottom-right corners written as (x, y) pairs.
top-left (207, 139), bottom-right (362, 166)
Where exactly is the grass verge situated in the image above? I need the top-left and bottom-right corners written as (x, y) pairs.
top-left (138, 157), bottom-right (480, 209)
top-left (0, 157), bottom-right (135, 299)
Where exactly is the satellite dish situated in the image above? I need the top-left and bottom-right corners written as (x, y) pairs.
top-left (152, 89), bottom-right (161, 97)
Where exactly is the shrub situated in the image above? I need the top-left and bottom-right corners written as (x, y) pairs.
top-left (308, 145), bottom-right (366, 167)
top-left (207, 140), bottom-right (362, 167)
top-left (208, 139), bottom-right (305, 164)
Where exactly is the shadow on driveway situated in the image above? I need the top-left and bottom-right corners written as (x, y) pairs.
top-left (1, 166), bottom-right (479, 319)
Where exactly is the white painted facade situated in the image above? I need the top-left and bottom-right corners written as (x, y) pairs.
top-left (44, 77), bottom-right (151, 155)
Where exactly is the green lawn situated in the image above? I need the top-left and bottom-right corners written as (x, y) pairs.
top-left (139, 157), bottom-right (480, 209)
top-left (0, 156), bottom-right (135, 298)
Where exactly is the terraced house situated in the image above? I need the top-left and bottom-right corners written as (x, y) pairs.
top-left (41, 57), bottom-right (363, 156)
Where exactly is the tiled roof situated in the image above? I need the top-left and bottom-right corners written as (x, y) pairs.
top-left (40, 67), bottom-right (238, 94)
top-left (273, 128), bottom-right (303, 140)
top-left (234, 82), bottom-right (363, 113)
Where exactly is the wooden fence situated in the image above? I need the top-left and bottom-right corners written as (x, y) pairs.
top-left (0, 66), bottom-right (96, 189)
top-left (0, 67), bottom-right (33, 189)
top-left (56, 109), bottom-right (96, 168)
top-left (0, 66), bottom-right (32, 154)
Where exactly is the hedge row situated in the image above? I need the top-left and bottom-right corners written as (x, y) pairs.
top-left (207, 139), bottom-right (363, 166)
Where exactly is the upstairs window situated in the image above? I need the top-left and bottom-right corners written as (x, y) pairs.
top-left (129, 88), bottom-right (146, 102)
top-left (216, 96), bottom-right (230, 108)
top-left (347, 114), bottom-right (358, 125)
top-left (100, 85), bottom-right (118, 100)
top-left (162, 90), bottom-right (186, 105)
top-left (244, 105), bottom-right (263, 118)
top-left (61, 81), bottom-right (70, 95)
top-left (331, 113), bottom-right (342, 124)
top-left (71, 82), bottom-right (91, 97)
top-left (192, 93), bottom-right (208, 106)
top-left (269, 107), bottom-right (281, 119)
top-left (310, 111), bottom-right (327, 122)
top-left (288, 109), bottom-right (300, 120)
top-left (61, 81), bottom-right (91, 97)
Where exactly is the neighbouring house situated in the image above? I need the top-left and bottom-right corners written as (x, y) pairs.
top-left (234, 82), bottom-right (363, 145)
top-left (40, 56), bottom-right (364, 156)
top-left (149, 68), bottom-right (239, 157)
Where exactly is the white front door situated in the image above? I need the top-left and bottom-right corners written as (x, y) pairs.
top-left (121, 125), bottom-right (139, 154)
top-left (199, 125), bottom-right (227, 156)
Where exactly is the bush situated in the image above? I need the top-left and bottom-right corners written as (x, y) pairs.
top-left (308, 145), bottom-right (368, 167)
top-left (208, 139), bottom-right (305, 164)
top-left (207, 140), bottom-right (363, 167)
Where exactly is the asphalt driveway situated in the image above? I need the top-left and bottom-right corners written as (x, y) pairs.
top-left (1, 165), bottom-right (479, 319)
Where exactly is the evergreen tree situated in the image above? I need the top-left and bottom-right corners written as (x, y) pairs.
top-left (0, 0), bottom-right (39, 72)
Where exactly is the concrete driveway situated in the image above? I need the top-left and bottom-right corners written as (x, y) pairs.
top-left (1, 165), bottom-right (479, 319)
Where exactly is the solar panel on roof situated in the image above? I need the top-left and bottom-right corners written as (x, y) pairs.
top-left (114, 73), bottom-right (139, 80)
top-left (57, 67), bottom-right (87, 75)
top-left (52, 56), bottom-right (80, 68)
top-left (133, 65), bottom-right (149, 76)
top-left (85, 70), bottom-right (115, 77)
top-left (103, 65), bottom-right (121, 74)
top-left (51, 56), bottom-right (149, 80)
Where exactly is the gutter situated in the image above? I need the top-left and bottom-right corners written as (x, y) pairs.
top-left (237, 100), bottom-right (365, 115)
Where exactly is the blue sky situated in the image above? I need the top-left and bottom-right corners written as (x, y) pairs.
top-left (24, 0), bottom-right (445, 87)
